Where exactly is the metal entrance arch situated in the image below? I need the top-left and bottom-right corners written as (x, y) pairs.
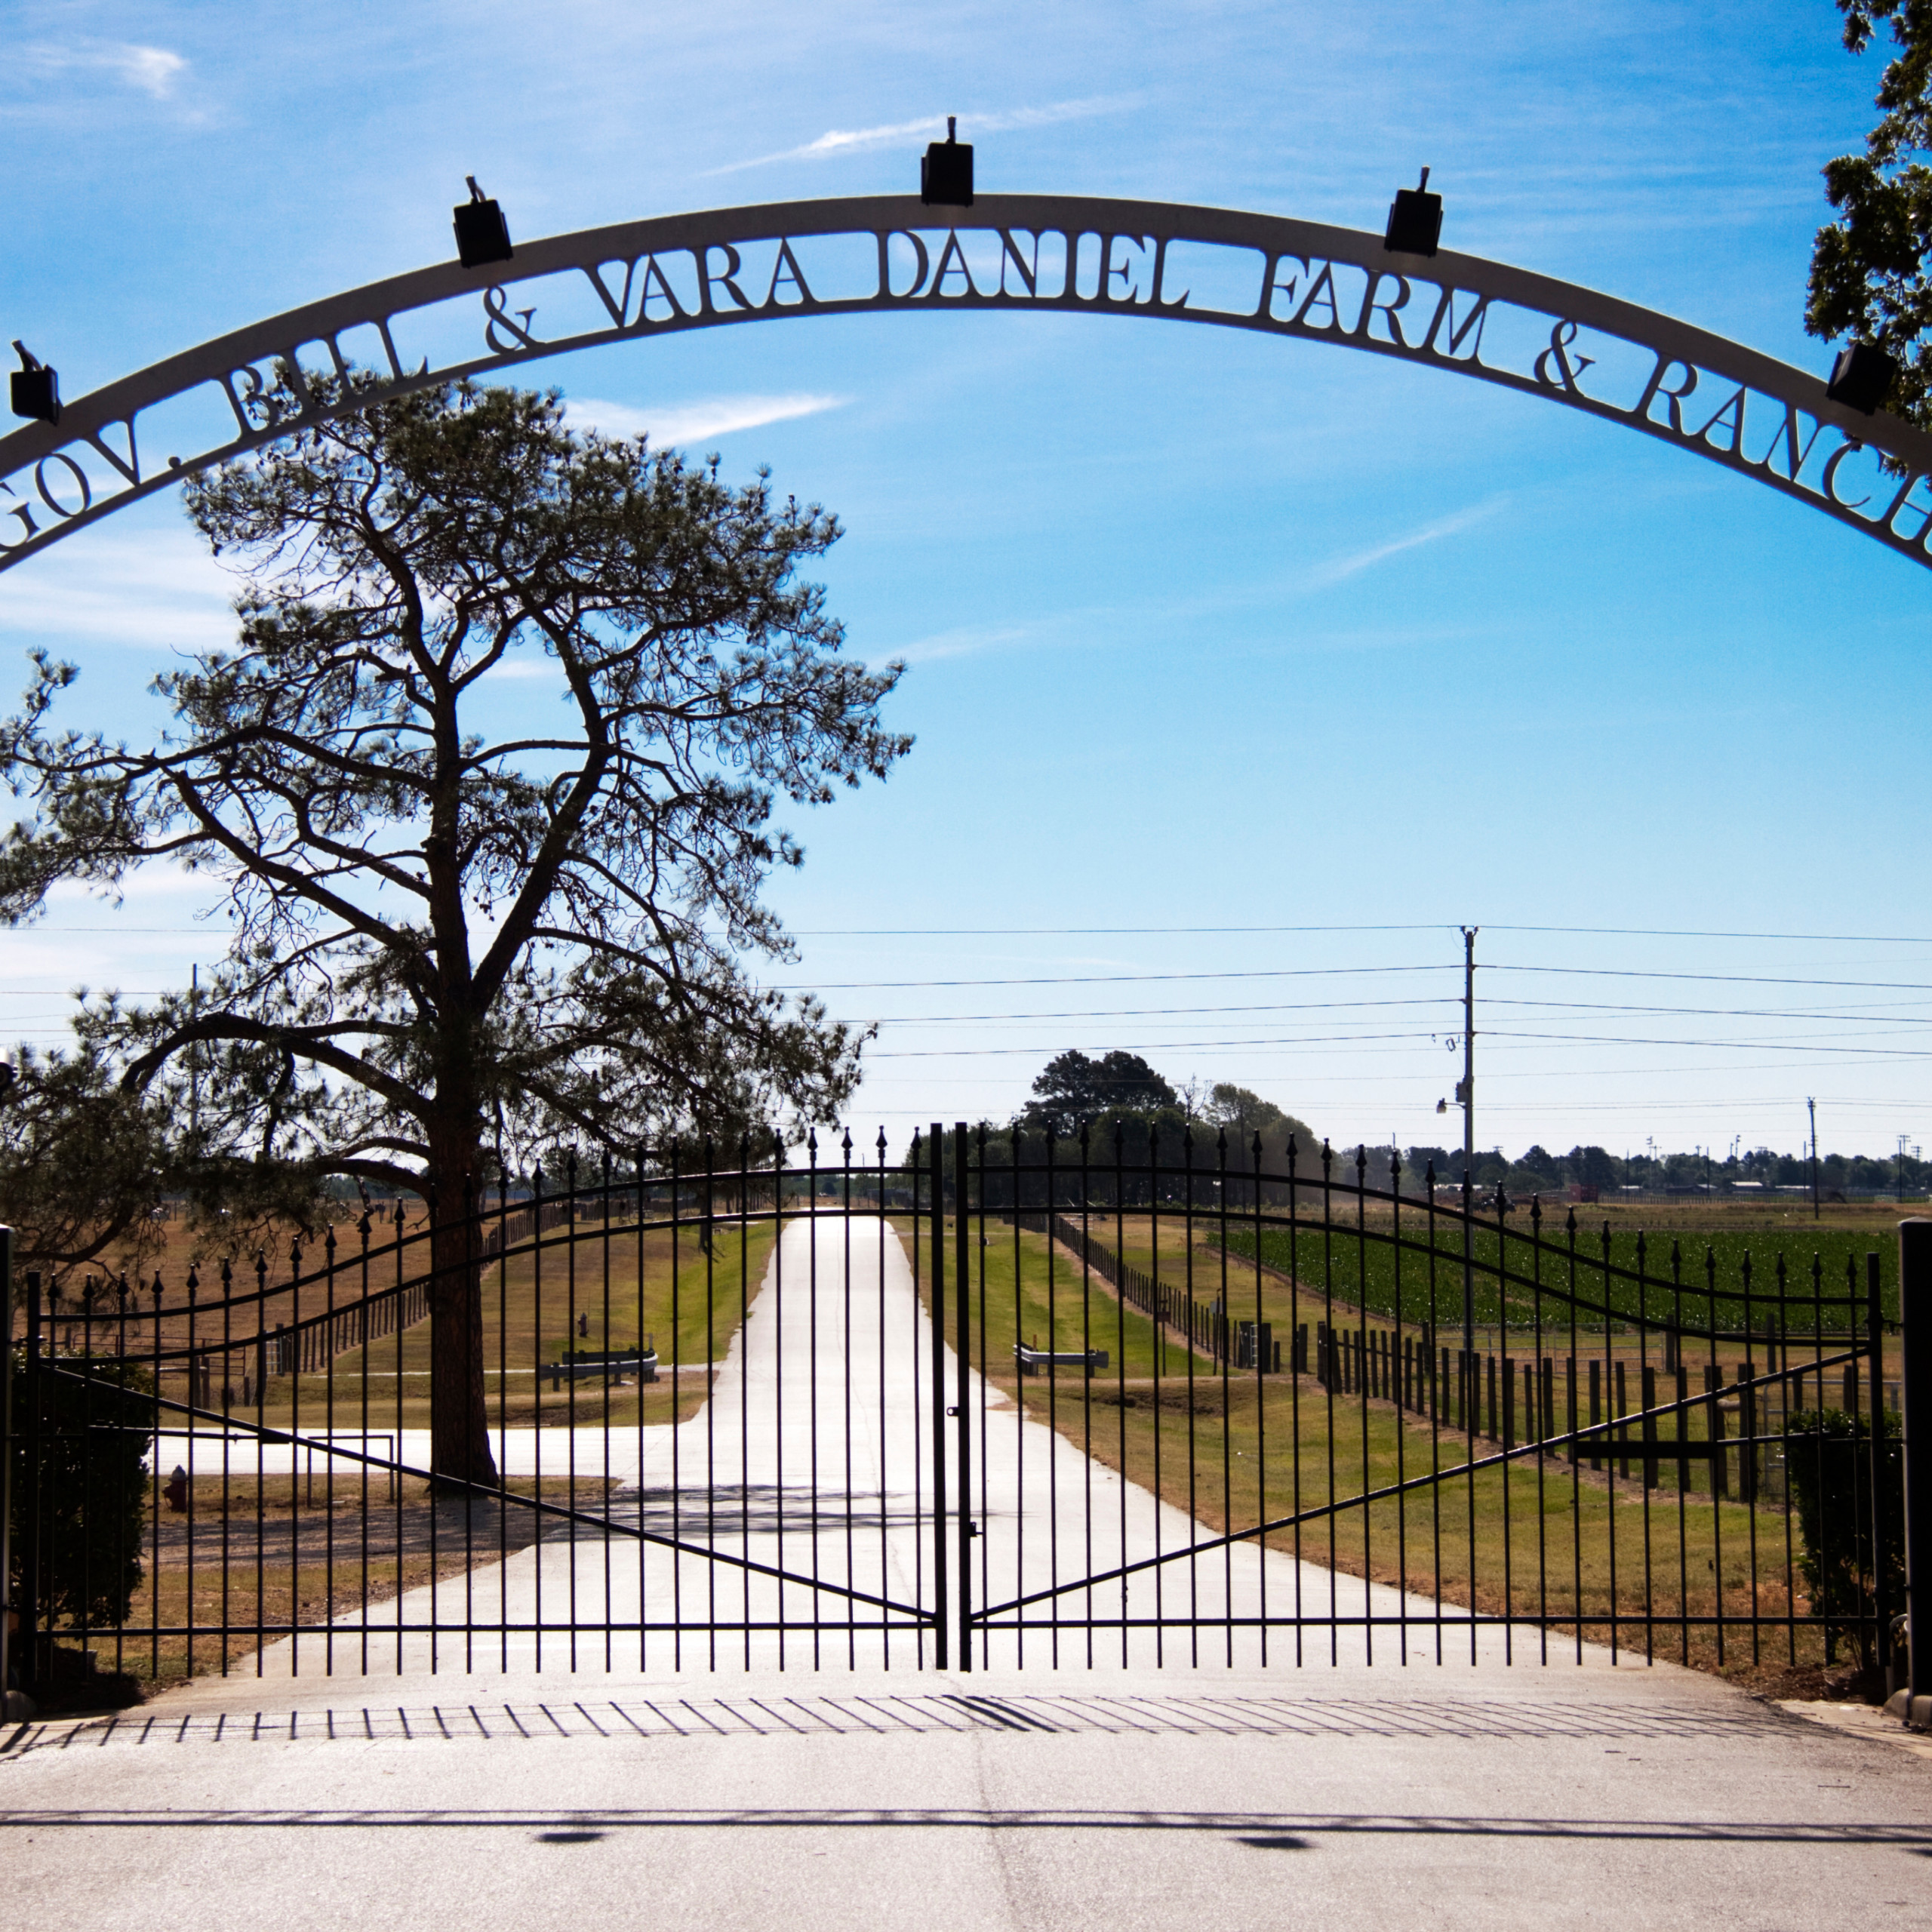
top-left (5, 192), bottom-right (1932, 574)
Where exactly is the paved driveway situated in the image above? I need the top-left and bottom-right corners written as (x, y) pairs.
top-left (241, 1217), bottom-right (1582, 1678)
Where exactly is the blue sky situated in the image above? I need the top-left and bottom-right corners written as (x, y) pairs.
top-left (2, 0), bottom-right (1929, 1165)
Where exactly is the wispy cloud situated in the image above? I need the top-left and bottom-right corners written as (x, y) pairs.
top-left (705, 97), bottom-right (1137, 177)
top-left (565, 393), bottom-right (850, 447)
top-left (21, 41), bottom-right (188, 99)
top-left (1305, 497), bottom-right (1507, 588)
top-left (888, 623), bottom-right (1034, 666)
top-left (0, 531), bottom-right (232, 652)
top-left (481, 657), bottom-right (565, 682)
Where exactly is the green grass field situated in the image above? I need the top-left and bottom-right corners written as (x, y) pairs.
top-left (906, 1213), bottom-right (1863, 1686)
top-left (175, 1216), bottom-right (781, 1433)
top-left (897, 1216), bottom-right (1217, 1384)
top-left (1213, 1214), bottom-right (1888, 1334)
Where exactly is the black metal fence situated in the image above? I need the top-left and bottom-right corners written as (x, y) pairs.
top-left (0, 1127), bottom-right (1914, 1692)
top-left (919, 1124), bottom-right (1902, 1673)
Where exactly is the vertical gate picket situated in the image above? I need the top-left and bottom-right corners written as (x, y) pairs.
top-left (926, 1123), bottom-right (948, 1670)
top-left (954, 1122), bottom-right (973, 1672)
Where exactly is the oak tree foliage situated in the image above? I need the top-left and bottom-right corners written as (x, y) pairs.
top-left (1808, 0), bottom-right (1932, 420)
top-left (1022, 1050), bottom-right (1178, 1138)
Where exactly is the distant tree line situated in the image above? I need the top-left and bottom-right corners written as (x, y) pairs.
top-left (902, 1050), bottom-right (1928, 1208)
top-left (1410, 1140), bottom-right (1932, 1201)
top-left (905, 1050), bottom-right (1326, 1208)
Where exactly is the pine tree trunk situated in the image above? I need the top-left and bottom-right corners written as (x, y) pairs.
top-left (428, 1159), bottom-right (499, 1489)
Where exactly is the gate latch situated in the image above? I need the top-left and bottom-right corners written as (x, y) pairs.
top-left (946, 1405), bottom-right (958, 1417)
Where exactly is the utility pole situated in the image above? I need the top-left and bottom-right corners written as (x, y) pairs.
top-left (1808, 1096), bottom-right (1820, 1221)
top-left (1459, 926), bottom-right (1477, 1352)
top-left (1901, 1132), bottom-right (1911, 1206)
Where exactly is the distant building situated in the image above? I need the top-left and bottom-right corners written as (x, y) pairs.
top-left (1567, 1183), bottom-right (1600, 1204)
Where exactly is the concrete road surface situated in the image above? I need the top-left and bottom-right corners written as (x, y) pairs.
top-left (9, 1220), bottom-right (1927, 1928)
top-left (2, 1664), bottom-right (1929, 1931)
top-left (246, 1217), bottom-right (1576, 1678)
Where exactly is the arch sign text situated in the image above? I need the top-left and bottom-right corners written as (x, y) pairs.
top-left (3, 192), bottom-right (1928, 572)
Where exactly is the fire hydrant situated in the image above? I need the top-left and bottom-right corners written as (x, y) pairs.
top-left (164, 1465), bottom-right (189, 1514)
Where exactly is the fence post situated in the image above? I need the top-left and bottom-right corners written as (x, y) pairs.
top-left (927, 1124), bottom-right (947, 1671)
top-left (1706, 1362), bottom-right (1727, 1498)
top-left (17, 1266), bottom-right (40, 1702)
top-left (953, 1122), bottom-right (972, 1674)
top-left (1897, 1220), bottom-right (1932, 1726)
top-left (0, 1226), bottom-right (15, 1717)
top-left (1869, 1252), bottom-right (1892, 1690)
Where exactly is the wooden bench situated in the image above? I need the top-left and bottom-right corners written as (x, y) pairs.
top-left (1014, 1346), bottom-right (1109, 1378)
top-left (547, 1347), bottom-right (658, 1391)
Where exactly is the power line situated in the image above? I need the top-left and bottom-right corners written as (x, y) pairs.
top-left (778, 965), bottom-right (1452, 991)
top-left (868, 995), bottom-right (1932, 1026)
top-left (14, 916), bottom-right (1932, 943)
top-left (867, 1030), bottom-right (1932, 1061)
top-left (789, 922), bottom-right (1932, 943)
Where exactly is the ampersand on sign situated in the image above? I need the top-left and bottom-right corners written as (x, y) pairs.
top-left (1534, 319), bottom-right (1595, 393)
top-left (483, 286), bottom-right (541, 353)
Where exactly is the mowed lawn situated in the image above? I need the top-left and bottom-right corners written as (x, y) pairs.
top-left (208, 1216), bottom-right (781, 1433)
top-left (1024, 1197), bottom-right (1892, 1337)
top-left (1215, 1208), bottom-right (1890, 1333)
top-left (1082, 1379), bottom-right (1817, 1676)
top-left (902, 1214), bottom-right (1832, 1681)
top-left (896, 1216), bottom-right (1217, 1386)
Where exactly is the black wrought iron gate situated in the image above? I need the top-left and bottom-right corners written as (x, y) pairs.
top-left (1, 1129), bottom-right (1909, 1693)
